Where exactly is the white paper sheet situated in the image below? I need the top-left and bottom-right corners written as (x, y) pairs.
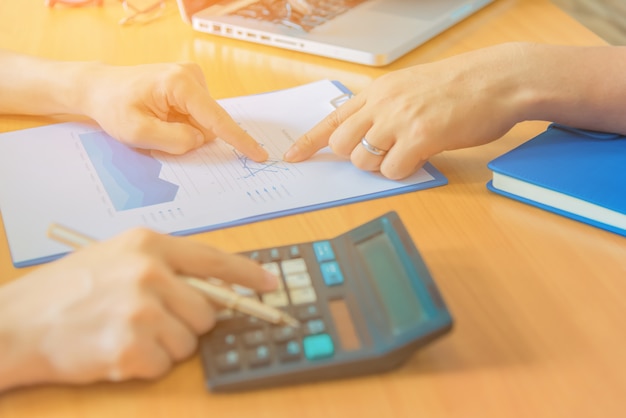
top-left (0, 80), bottom-right (447, 267)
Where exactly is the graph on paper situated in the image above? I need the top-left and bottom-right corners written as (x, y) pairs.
top-left (80, 131), bottom-right (179, 211)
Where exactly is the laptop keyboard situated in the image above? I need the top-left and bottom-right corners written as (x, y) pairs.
top-left (232, 0), bottom-right (368, 32)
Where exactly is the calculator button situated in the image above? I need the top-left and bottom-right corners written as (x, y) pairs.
top-left (284, 271), bottom-right (312, 288)
top-left (269, 248), bottom-right (281, 261)
top-left (261, 262), bottom-right (282, 283)
top-left (272, 325), bottom-right (299, 343)
top-left (289, 287), bottom-right (317, 305)
top-left (243, 329), bottom-right (268, 347)
top-left (296, 304), bottom-right (321, 320)
top-left (248, 251), bottom-right (261, 263)
top-left (243, 315), bottom-right (265, 328)
top-left (289, 245), bottom-right (301, 258)
top-left (278, 340), bottom-right (302, 362)
top-left (210, 332), bottom-right (238, 350)
top-left (312, 241), bottom-right (335, 262)
top-left (261, 290), bottom-right (289, 307)
top-left (303, 334), bottom-right (335, 360)
top-left (281, 258), bottom-right (307, 275)
top-left (304, 319), bottom-right (326, 335)
top-left (247, 345), bottom-right (272, 368)
top-left (320, 261), bottom-right (344, 286)
top-left (215, 349), bottom-right (241, 373)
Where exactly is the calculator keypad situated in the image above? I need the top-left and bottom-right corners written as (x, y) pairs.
top-left (206, 243), bottom-right (342, 375)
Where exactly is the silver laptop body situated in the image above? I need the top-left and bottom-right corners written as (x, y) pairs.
top-left (177, 0), bottom-right (494, 66)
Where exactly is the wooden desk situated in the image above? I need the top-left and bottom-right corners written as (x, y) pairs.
top-left (1, 1), bottom-right (625, 417)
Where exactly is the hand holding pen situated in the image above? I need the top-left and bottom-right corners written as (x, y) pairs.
top-left (0, 226), bottom-right (294, 390)
top-left (48, 223), bottom-right (299, 328)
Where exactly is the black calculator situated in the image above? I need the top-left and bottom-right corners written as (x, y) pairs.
top-left (199, 211), bottom-right (453, 392)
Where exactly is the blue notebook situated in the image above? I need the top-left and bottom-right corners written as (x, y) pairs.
top-left (487, 123), bottom-right (626, 237)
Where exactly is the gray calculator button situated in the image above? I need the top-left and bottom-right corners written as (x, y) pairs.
top-left (243, 329), bottom-right (267, 346)
top-left (272, 325), bottom-right (299, 343)
top-left (305, 319), bottom-right (326, 335)
top-left (248, 345), bottom-right (272, 367)
top-left (248, 251), bottom-right (261, 262)
top-left (215, 349), bottom-right (241, 373)
top-left (289, 245), bottom-right (300, 258)
top-left (278, 340), bottom-right (302, 362)
top-left (296, 304), bottom-right (321, 320)
top-left (209, 332), bottom-right (238, 354)
top-left (244, 315), bottom-right (264, 328)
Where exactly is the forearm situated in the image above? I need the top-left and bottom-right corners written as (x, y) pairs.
top-left (514, 43), bottom-right (626, 134)
top-left (0, 49), bottom-right (97, 117)
top-left (0, 282), bottom-right (49, 393)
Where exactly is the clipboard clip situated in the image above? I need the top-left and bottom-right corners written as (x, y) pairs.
top-left (330, 93), bottom-right (353, 109)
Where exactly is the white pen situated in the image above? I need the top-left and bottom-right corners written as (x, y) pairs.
top-left (47, 223), bottom-right (300, 328)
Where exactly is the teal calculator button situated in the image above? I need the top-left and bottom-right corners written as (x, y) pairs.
top-left (303, 333), bottom-right (335, 360)
top-left (312, 241), bottom-right (335, 262)
top-left (320, 261), bottom-right (344, 286)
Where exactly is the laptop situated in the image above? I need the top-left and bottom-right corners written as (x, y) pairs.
top-left (176, 0), bottom-right (494, 66)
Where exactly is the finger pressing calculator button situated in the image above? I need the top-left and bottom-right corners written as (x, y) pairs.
top-left (303, 334), bottom-right (335, 360)
top-left (215, 349), bottom-right (241, 373)
top-left (261, 262), bottom-right (282, 281)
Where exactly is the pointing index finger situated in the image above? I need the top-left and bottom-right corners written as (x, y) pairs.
top-left (283, 94), bottom-right (364, 162)
top-left (182, 85), bottom-right (268, 162)
top-left (206, 99), bottom-right (268, 162)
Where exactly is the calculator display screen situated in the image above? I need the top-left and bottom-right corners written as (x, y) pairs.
top-left (355, 232), bottom-right (426, 336)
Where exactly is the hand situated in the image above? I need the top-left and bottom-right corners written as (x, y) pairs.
top-left (0, 228), bottom-right (277, 391)
top-left (81, 61), bottom-right (268, 160)
top-left (284, 43), bottom-right (528, 179)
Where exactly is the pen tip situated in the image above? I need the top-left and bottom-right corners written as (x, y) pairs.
top-left (282, 313), bottom-right (300, 328)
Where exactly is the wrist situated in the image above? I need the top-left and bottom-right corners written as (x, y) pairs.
top-left (483, 42), bottom-right (546, 127)
top-left (52, 60), bottom-right (105, 117)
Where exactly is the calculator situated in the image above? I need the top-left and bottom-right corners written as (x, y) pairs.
top-left (199, 211), bottom-right (453, 392)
